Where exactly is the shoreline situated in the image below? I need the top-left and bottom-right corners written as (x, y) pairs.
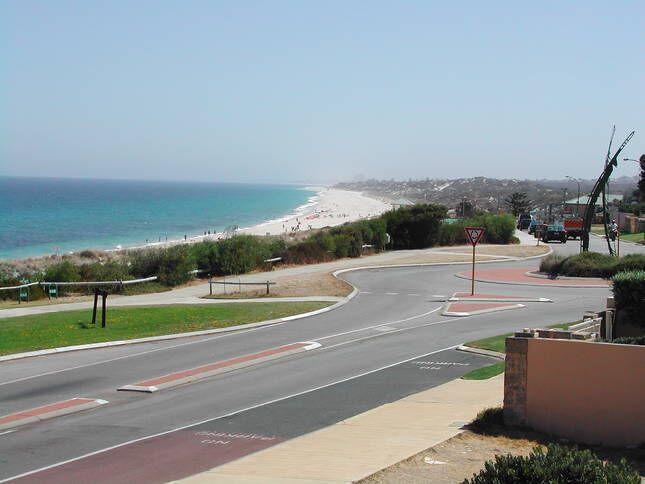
top-left (1, 188), bottom-right (392, 264)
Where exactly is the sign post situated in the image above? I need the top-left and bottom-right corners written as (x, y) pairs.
top-left (464, 227), bottom-right (486, 296)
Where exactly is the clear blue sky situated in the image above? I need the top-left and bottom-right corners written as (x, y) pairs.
top-left (2, 1), bottom-right (643, 183)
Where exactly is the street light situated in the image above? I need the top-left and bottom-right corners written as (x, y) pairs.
top-left (565, 176), bottom-right (581, 217)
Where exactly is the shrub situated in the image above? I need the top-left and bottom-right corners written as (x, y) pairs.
top-left (43, 261), bottom-right (81, 282)
top-left (157, 246), bottom-right (195, 286)
top-left (612, 270), bottom-right (645, 328)
top-left (559, 252), bottom-right (618, 278)
top-left (464, 444), bottom-right (639, 484)
top-left (538, 254), bottom-right (567, 277)
top-left (383, 204), bottom-right (447, 249)
top-left (282, 240), bottom-right (333, 265)
top-left (608, 336), bottom-right (645, 345)
top-left (471, 213), bottom-right (516, 244)
top-left (614, 254), bottom-right (645, 273)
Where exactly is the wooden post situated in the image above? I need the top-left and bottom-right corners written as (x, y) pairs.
top-left (92, 288), bottom-right (99, 325)
top-left (266, 281), bottom-right (270, 295)
top-left (471, 244), bottom-right (476, 296)
top-left (101, 290), bottom-right (107, 328)
top-left (209, 277), bottom-right (212, 296)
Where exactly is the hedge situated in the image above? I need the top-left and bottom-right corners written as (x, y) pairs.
top-left (464, 444), bottom-right (639, 484)
top-left (612, 270), bottom-right (645, 328)
top-left (540, 253), bottom-right (645, 279)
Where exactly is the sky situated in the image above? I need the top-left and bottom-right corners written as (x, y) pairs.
top-left (2, 1), bottom-right (643, 184)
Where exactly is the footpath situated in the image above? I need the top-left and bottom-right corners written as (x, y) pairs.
top-left (181, 375), bottom-right (503, 483)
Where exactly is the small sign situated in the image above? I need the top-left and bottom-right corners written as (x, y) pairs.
top-left (464, 227), bottom-right (485, 246)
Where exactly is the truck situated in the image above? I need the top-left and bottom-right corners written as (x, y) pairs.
top-left (563, 217), bottom-right (584, 239)
top-left (516, 213), bottom-right (531, 230)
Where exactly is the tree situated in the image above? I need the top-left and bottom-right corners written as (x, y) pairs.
top-left (504, 192), bottom-right (531, 216)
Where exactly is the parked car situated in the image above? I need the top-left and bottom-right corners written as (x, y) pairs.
top-left (516, 213), bottom-right (531, 230)
top-left (541, 224), bottom-right (568, 243)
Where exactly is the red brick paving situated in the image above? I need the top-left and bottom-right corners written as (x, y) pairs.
top-left (14, 429), bottom-right (283, 484)
top-left (138, 342), bottom-right (306, 386)
top-left (458, 267), bottom-right (609, 286)
top-left (454, 292), bottom-right (524, 299)
top-left (445, 302), bottom-right (519, 313)
top-left (0, 398), bottom-right (95, 426)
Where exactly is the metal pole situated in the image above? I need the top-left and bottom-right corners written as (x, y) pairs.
top-left (471, 244), bottom-right (476, 296)
top-left (209, 277), bottom-right (212, 296)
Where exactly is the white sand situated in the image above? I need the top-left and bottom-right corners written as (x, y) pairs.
top-left (240, 187), bottom-right (391, 237)
top-left (120, 188), bottom-right (391, 252)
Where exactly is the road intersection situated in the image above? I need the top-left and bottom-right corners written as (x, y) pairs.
top-left (0, 235), bottom-right (642, 482)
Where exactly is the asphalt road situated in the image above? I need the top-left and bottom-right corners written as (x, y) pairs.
top-left (0, 235), bottom-right (637, 482)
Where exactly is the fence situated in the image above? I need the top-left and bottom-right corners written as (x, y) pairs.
top-left (208, 278), bottom-right (276, 295)
top-left (0, 276), bottom-right (158, 303)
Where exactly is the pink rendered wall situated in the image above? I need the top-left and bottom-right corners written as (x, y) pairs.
top-left (526, 338), bottom-right (645, 446)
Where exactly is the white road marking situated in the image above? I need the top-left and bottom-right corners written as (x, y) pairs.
top-left (315, 306), bottom-right (443, 342)
top-left (0, 430), bottom-right (16, 437)
top-left (385, 292), bottom-right (399, 295)
top-left (0, 345), bottom-right (459, 483)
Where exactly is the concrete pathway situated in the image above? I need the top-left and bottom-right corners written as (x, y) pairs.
top-left (180, 375), bottom-right (503, 483)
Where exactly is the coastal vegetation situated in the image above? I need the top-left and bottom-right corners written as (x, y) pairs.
top-left (1, 205), bottom-right (517, 302)
top-left (539, 252), bottom-right (645, 278)
top-left (0, 302), bottom-right (330, 356)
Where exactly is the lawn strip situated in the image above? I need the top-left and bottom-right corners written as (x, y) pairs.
top-left (461, 362), bottom-right (505, 380)
top-left (0, 302), bottom-right (331, 356)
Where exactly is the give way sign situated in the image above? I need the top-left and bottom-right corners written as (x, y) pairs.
top-left (464, 227), bottom-right (485, 246)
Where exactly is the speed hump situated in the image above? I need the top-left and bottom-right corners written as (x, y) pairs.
top-left (464, 227), bottom-right (485, 295)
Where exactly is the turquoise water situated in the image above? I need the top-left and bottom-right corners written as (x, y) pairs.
top-left (0, 177), bottom-right (315, 260)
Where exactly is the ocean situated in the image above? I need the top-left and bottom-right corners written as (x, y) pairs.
top-left (0, 177), bottom-right (316, 260)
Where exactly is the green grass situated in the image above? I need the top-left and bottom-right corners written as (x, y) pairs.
top-left (462, 361), bottom-right (505, 380)
top-left (0, 302), bottom-right (331, 356)
top-left (620, 232), bottom-right (644, 242)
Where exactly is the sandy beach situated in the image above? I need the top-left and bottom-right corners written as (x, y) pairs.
top-left (240, 188), bottom-right (391, 237)
top-left (120, 188), bottom-right (392, 252)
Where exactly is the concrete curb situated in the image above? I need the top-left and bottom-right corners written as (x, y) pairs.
top-left (118, 342), bottom-right (321, 393)
top-left (0, 398), bottom-right (108, 431)
top-left (442, 303), bottom-right (525, 317)
top-left (453, 272), bottom-right (610, 288)
top-left (524, 270), bottom-right (607, 282)
top-left (448, 296), bottom-right (552, 303)
top-left (456, 345), bottom-right (505, 360)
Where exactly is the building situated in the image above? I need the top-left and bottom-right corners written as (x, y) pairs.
top-left (563, 194), bottom-right (623, 219)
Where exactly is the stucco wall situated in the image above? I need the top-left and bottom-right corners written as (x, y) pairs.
top-left (525, 338), bottom-right (645, 446)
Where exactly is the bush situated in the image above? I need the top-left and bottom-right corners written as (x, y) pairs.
top-left (560, 252), bottom-right (618, 278)
top-left (157, 246), bottom-right (195, 286)
top-left (383, 204), bottom-right (447, 249)
top-left (539, 254), bottom-right (567, 277)
top-left (608, 336), bottom-right (645, 345)
top-left (615, 254), bottom-right (645, 273)
top-left (612, 270), bottom-right (645, 328)
top-left (43, 261), bottom-right (81, 282)
top-left (464, 444), bottom-right (639, 484)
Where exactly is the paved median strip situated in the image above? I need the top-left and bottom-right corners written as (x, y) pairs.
top-left (0, 398), bottom-right (108, 431)
top-left (118, 341), bottom-right (322, 393)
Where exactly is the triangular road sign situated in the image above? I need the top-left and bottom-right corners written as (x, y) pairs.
top-left (464, 227), bottom-right (485, 246)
